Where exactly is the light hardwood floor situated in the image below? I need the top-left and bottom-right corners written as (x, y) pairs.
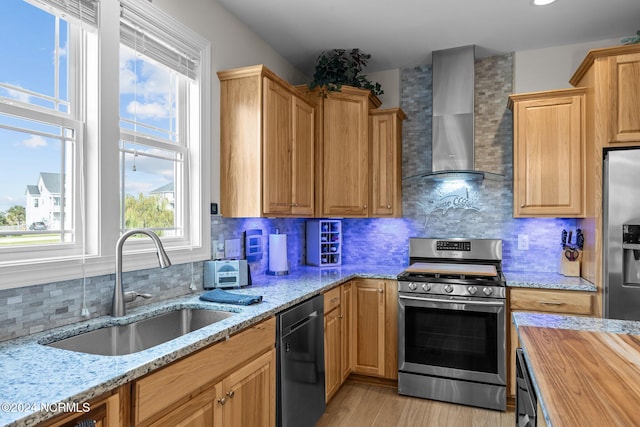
top-left (316, 380), bottom-right (514, 427)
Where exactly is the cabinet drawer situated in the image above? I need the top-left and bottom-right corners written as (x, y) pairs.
top-left (324, 287), bottom-right (341, 313)
top-left (134, 317), bottom-right (275, 425)
top-left (510, 288), bottom-right (593, 315)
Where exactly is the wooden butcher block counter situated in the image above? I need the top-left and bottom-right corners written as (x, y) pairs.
top-left (514, 312), bottom-right (640, 427)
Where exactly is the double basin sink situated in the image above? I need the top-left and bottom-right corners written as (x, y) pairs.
top-left (45, 308), bottom-right (234, 356)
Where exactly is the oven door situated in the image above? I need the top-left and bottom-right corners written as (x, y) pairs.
top-left (398, 292), bottom-right (506, 386)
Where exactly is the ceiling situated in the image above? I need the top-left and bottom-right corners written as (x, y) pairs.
top-left (217, 0), bottom-right (640, 75)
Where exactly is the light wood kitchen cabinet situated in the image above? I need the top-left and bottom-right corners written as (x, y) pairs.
top-left (133, 317), bottom-right (275, 426)
top-left (507, 287), bottom-right (594, 397)
top-left (508, 88), bottom-right (586, 218)
top-left (218, 65), bottom-right (314, 217)
top-left (298, 85), bottom-right (382, 217)
top-left (369, 108), bottom-right (406, 217)
top-left (40, 390), bottom-right (121, 427)
top-left (352, 279), bottom-right (397, 379)
top-left (323, 282), bottom-right (354, 402)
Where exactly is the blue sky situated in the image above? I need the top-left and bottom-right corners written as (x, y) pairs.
top-left (0, 0), bottom-right (177, 213)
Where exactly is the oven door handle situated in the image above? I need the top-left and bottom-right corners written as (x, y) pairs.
top-left (399, 294), bottom-right (505, 307)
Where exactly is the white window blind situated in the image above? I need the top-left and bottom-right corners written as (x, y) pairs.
top-left (120, 0), bottom-right (200, 79)
top-left (25, 0), bottom-right (99, 28)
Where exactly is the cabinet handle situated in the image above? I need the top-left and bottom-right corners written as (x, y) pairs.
top-left (291, 203), bottom-right (299, 207)
top-left (217, 397), bottom-right (226, 405)
top-left (227, 390), bottom-right (235, 398)
top-left (330, 296), bottom-right (340, 303)
top-left (339, 314), bottom-right (343, 319)
top-left (539, 301), bottom-right (564, 305)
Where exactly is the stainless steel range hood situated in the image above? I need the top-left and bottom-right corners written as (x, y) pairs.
top-left (405, 45), bottom-right (502, 182)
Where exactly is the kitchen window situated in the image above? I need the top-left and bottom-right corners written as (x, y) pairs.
top-left (0, 0), bottom-right (211, 289)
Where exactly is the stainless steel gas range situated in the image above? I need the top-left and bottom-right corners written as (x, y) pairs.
top-left (397, 238), bottom-right (506, 411)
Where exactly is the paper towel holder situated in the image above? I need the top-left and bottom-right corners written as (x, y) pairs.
top-left (267, 229), bottom-right (289, 276)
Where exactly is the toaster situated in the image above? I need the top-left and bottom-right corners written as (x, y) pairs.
top-left (204, 260), bottom-right (250, 289)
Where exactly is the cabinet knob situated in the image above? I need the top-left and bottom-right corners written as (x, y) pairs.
top-left (386, 204), bottom-right (391, 209)
top-left (217, 397), bottom-right (226, 405)
top-left (378, 289), bottom-right (383, 293)
top-left (520, 204), bottom-right (525, 208)
top-left (363, 205), bottom-right (368, 210)
top-left (291, 203), bottom-right (299, 207)
top-left (339, 314), bottom-right (343, 319)
top-left (227, 390), bottom-right (235, 398)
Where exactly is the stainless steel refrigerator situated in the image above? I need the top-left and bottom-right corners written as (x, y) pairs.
top-left (604, 148), bottom-right (640, 320)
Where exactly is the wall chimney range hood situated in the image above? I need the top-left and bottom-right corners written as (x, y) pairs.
top-left (405, 45), bottom-right (503, 182)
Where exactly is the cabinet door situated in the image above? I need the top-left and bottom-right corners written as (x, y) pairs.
top-left (221, 349), bottom-right (276, 427)
top-left (263, 77), bottom-right (293, 215)
top-left (353, 279), bottom-right (386, 376)
top-left (291, 96), bottom-right (315, 215)
top-left (340, 282), bottom-right (353, 383)
top-left (324, 306), bottom-right (342, 402)
top-left (370, 111), bottom-right (404, 217)
top-left (513, 92), bottom-right (585, 217)
top-left (322, 91), bottom-right (370, 217)
top-left (609, 52), bottom-right (640, 143)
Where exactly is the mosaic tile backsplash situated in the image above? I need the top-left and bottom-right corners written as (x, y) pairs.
top-left (0, 53), bottom-right (578, 342)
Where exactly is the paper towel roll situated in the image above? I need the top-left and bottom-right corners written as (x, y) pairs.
top-left (268, 233), bottom-right (288, 275)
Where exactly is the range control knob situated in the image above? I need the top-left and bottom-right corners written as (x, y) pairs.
top-left (422, 283), bottom-right (432, 292)
top-left (408, 282), bottom-right (417, 291)
top-left (444, 284), bottom-right (454, 293)
top-left (483, 287), bottom-right (493, 296)
top-left (467, 286), bottom-right (478, 295)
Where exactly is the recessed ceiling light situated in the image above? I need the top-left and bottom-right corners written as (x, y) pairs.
top-left (532, 0), bottom-right (557, 5)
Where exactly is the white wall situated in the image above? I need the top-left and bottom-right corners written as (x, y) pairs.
top-left (368, 69), bottom-right (401, 108)
top-left (514, 37), bottom-right (623, 93)
top-left (152, 0), bottom-right (307, 205)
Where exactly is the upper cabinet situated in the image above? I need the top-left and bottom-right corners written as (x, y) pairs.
top-left (571, 45), bottom-right (640, 146)
top-left (299, 86), bottom-right (382, 217)
top-left (508, 88), bottom-right (586, 218)
top-left (370, 108), bottom-right (406, 217)
top-left (218, 65), bottom-right (314, 217)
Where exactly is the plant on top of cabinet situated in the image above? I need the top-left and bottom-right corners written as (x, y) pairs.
top-left (308, 48), bottom-right (383, 97)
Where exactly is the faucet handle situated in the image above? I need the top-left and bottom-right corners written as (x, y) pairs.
top-left (123, 291), bottom-right (153, 303)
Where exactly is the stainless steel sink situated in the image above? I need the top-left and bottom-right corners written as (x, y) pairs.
top-left (46, 308), bottom-right (234, 356)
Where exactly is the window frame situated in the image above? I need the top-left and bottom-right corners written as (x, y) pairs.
top-left (0, 0), bottom-right (211, 289)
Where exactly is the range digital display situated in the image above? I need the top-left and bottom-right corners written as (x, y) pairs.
top-left (436, 241), bottom-right (471, 251)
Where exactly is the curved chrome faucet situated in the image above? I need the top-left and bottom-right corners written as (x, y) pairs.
top-left (112, 229), bottom-right (172, 317)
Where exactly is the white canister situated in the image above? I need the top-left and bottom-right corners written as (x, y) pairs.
top-left (268, 233), bottom-right (289, 275)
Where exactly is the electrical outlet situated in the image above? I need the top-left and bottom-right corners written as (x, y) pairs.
top-left (225, 238), bottom-right (241, 258)
top-left (518, 234), bottom-right (530, 251)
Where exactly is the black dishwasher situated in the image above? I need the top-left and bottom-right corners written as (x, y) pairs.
top-left (515, 348), bottom-right (537, 427)
top-left (276, 294), bottom-right (325, 427)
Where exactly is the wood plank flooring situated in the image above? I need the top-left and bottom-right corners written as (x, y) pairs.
top-left (316, 380), bottom-right (514, 427)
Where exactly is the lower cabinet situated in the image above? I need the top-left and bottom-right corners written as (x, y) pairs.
top-left (133, 317), bottom-right (276, 426)
top-left (149, 349), bottom-right (276, 427)
top-left (352, 279), bottom-right (397, 379)
top-left (508, 288), bottom-right (594, 397)
top-left (39, 391), bottom-right (121, 427)
top-left (323, 282), bottom-right (354, 402)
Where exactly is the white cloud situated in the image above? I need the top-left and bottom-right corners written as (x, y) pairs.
top-left (126, 101), bottom-right (169, 120)
top-left (22, 135), bottom-right (48, 148)
top-left (1, 86), bottom-right (32, 104)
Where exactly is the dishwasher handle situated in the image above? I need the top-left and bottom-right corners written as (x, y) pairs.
top-left (281, 310), bottom-right (318, 338)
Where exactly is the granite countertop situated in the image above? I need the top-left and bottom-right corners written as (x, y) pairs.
top-left (513, 312), bottom-right (640, 426)
top-left (504, 271), bottom-right (596, 292)
top-left (0, 264), bottom-right (403, 427)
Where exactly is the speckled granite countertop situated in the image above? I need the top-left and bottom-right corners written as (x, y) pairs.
top-left (0, 264), bottom-right (403, 427)
top-left (513, 312), bottom-right (640, 426)
top-left (504, 271), bottom-right (597, 292)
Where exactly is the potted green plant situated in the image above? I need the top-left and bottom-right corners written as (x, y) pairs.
top-left (307, 48), bottom-right (383, 96)
top-left (622, 29), bottom-right (640, 45)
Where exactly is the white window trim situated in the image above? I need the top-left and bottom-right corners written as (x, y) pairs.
top-left (0, 0), bottom-right (211, 290)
